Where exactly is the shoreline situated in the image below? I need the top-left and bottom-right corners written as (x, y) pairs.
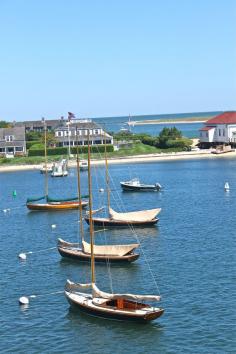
top-left (0, 150), bottom-right (235, 172)
top-left (127, 119), bottom-right (207, 126)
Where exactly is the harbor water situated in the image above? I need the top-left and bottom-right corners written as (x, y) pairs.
top-left (0, 157), bottom-right (235, 353)
top-left (94, 111), bottom-right (220, 137)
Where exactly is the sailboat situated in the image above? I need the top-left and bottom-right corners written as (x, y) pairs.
top-left (26, 118), bottom-right (88, 211)
top-left (84, 134), bottom-right (161, 227)
top-left (58, 134), bottom-right (139, 263)
top-left (65, 136), bottom-right (164, 322)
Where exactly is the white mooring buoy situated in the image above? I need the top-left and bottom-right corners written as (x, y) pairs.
top-left (99, 188), bottom-right (104, 193)
top-left (18, 253), bottom-right (27, 260)
top-left (51, 224), bottom-right (57, 229)
top-left (19, 296), bottom-right (29, 305)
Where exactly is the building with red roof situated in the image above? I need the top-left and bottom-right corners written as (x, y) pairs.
top-left (199, 111), bottom-right (236, 147)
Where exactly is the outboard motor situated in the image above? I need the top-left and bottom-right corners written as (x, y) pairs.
top-left (155, 183), bottom-right (162, 190)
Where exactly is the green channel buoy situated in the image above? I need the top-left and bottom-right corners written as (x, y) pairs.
top-left (12, 190), bottom-right (17, 197)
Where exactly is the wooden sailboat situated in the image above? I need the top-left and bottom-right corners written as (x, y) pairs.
top-left (26, 118), bottom-right (88, 211)
top-left (58, 132), bottom-right (139, 263)
top-left (84, 134), bottom-right (161, 227)
top-left (65, 137), bottom-right (164, 322)
top-left (58, 239), bottom-right (139, 263)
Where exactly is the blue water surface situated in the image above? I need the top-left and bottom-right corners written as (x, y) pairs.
top-left (94, 111), bottom-right (220, 137)
top-left (0, 156), bottom-right (235, 353)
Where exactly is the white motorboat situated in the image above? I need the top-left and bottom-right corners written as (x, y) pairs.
top-left (51, 159), bottom-right (68, 177)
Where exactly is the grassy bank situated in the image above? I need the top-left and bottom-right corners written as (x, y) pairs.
top-left (0, 143), bottom-right (189, 166)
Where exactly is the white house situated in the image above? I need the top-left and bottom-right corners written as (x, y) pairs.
top-left (199, 112), bottom-right (236, 147)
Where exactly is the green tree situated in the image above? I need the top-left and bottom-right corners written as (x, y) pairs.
top-left (0, 121), bottom-right (11, 128)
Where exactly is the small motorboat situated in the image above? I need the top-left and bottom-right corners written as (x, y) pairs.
top-left (51, 159), bottom-right (68, 177)
top-left (79, 160), bottom-right (88, 171)
top-left (120, 178), bottom-right (162, 191)
top-left (40, 164), bottom-right (53, 174)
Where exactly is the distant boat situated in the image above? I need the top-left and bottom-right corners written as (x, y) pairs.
top-left (79, 159), bottom-right (88, 171)
top-left (51, 159), bottom-right (68, 177)
top-left (224, 182), bottom-right (230, 191)
top-left (119, 126), bottom-right (130, 133)
top-left (40, 164), bottom-right (53, 174)
top-left (120, 178), bottom-right (162, 192)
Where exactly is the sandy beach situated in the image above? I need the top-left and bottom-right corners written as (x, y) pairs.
top-left (0, 150), bottom-right (235, 173)
top-left (128, 119), bottom-right (207, 126)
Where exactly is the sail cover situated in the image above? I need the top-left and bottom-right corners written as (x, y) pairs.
top-left (109, 207), bottom-right (161, 222)
top-left (82, 240), bottom-right (139, 256)
top-left (47, 194), bottom-right (89, 202)
top-left (92, 284), bottom-right (161, 302)
top-left (65, 280), bottom-right (92, 292)
top-left (65, 281), bottom-right (161, 302)
top-left (58, 238), bottom-right (80, 248)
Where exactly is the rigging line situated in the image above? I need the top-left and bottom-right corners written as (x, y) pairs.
top-left (89, 133), bottom-right (160, 293)
top-left (89, 143), bottom-right (114, 291)
top-left (96, 155), bottom-right (161, 295)
top-left (107, 177), bottom-right (161, 293)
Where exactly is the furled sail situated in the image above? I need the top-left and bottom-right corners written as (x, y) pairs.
top-left (82, 240), bottom-right (139, 257)
top-left (58, 238), bottom-right (80, 248)
top-left (109, 207), bottom-right (161, 222)
top-left (65, 280), bottom-right (92, 292)
top-left (92, 284), bottom-right (161, 302)
top-left (26, 196), bottom-right (46, 203)
top-left (47, 195), bottom-right (89, 203)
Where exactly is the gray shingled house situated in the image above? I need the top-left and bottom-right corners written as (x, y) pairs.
top-left (0, 126), bottom-right (26, 157)
top-left (54, 119), bottom-right (113, 147)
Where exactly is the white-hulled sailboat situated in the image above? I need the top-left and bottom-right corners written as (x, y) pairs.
top-left (65, 137), bottom-right (164, 322)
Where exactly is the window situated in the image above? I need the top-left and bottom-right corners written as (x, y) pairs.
top-left (94, 129), bottom-right (99, 135)
top-left (200, 132), bottom-right (202, 137)
top-left (0, 148), bottom-right (5, 152)
top-left (219, 129), bottom-right (221, 136)
top-left (222, 129), bottom-right (225, 136)
top-left (57, 131), bottom-right (63, 137)
top-left (5, 135), bottom-right (14, 142)
top-left (206, 132), bottom-right (209, 138)
top-left (15, 147), bottom-right (23, 151)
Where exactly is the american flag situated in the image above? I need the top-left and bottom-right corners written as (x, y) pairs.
top-left (68, 112), bottom-right (76, 121)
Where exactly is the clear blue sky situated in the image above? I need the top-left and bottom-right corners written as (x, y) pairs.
top-left (0, 0), bottom-right (235, 121)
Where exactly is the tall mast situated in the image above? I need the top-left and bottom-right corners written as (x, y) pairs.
top-left (43, 118), bottom-right (48, 198)
top-left (76, 125), bottom-right (84, 242)
top-left (87, 130), bottom-right (95, 284)
top-left (104, 129), bottom-right (110, 211)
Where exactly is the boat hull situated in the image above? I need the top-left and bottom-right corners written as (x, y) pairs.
top-left (65, 292), bottom-right (164, 323)
top-left (121, 183), bottom-right (160, 191)
top-left (84, 216), bottom-right (159, 227)
top-left (26, 201), bottom-right (88, 211)
top-left (58, 246), bottom-right (139, 263)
